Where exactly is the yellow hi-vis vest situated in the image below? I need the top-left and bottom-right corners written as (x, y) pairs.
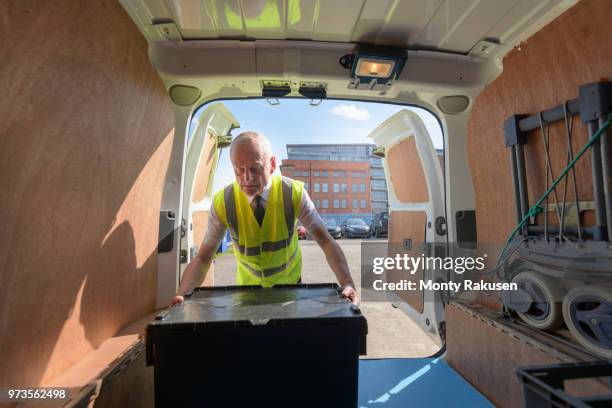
top-left (213, 175), bottom-right (303, 286)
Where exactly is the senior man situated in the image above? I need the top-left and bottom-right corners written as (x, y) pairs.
top-left (171, 131), bottom-right (358, 306)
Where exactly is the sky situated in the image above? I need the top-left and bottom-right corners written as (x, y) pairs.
top-left (189, 99), bottom-right (443, 192)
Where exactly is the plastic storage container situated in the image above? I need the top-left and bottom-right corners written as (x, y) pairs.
top-left (146, 283), bottom-right (368, 408)
top-left (516, 361), bottom-right (612, 407)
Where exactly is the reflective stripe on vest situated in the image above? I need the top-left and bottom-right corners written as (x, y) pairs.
top-left (223, 177), bottom-right (295, 257)
top-left (215, 175), bottom-right (302, 284)
top-left (237, 245), bottom-right (299, 278)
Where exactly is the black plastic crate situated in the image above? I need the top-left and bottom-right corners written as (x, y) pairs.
top-left (516, 361), bottom-right (612, 408)
top-left (146, 283), bottom-right (367, 408)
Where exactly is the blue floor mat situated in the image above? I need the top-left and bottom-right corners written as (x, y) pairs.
top-left (359, 358), bottom-right (493, 408)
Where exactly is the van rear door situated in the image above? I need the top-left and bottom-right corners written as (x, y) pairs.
top-left (180, 103), bottom-right (239, 279)
top-left (368, 109), bottom-right (446, 347)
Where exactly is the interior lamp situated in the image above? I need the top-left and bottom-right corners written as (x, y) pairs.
top-left (342, 45), bottom-right (407, 91)
top-left (355, 59), bottom-right (395, 78)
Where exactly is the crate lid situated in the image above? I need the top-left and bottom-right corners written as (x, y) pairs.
top-left (148, 284), bottom-right (365, 329)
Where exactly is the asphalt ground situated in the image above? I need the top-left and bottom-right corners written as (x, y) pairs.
top-left (212, 238), bottom-right (440, 358)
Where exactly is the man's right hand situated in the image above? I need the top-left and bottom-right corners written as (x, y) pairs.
top-left (169, 295), bottom-right (184, 307)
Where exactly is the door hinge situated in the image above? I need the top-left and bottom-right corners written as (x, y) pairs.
top-left (180, 218), bottom-right (187, 238)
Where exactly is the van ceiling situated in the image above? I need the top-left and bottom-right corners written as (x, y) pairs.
top-left (125, 0), bottom-right (570, 54)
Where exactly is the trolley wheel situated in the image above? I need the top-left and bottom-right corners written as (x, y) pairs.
top-left (562, 285), bottom-right (612, 359)
top-left (510, 271), bottom-right (564, 330)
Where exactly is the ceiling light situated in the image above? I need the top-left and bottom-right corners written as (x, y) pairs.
top-left (343, 45), bottom-right (407, 91)
top-left (355, 59), bottom-right (395, 78)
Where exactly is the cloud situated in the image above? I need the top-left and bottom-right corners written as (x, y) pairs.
top-left (330, 104), bottom-right (371, 121)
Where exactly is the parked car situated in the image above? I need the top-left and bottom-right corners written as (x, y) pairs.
top-left (370, 212), bottom-right (389, 238)
top-left (340, 218), bottom-right (370, 238)
top-left (323, 219), bottom-right (342, 239)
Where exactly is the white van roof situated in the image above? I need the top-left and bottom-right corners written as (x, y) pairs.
top-left (121, 0), bottom-right (575, 55)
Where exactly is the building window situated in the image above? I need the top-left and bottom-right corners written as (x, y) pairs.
top-left (352, 171), bottom-right (366, 178)
top-left (322, 199), bottom-right (329, 209)
top-left (303, 171), bottom-right (309, 177)
top-left (371, 179), bottom-right (387, 189)
top-left (333, 199), bottom-right (340, 209)
top-left (371, 168), bottom-right (385, 177)
top-left (333, 171), bottom-right (346, 177)
top-left (314, 183), bottom-right (320, 193)
top-left (372, 191), bottom-right (388, 200)
top-left (314, 170), bottom-right (320, 177)
top-left (333, 183), bottom-right (339, 193)
top-left (361, 199), bottom-right (367, 208)
top-left (321, 170), bottom-right (328, 177)
top-left (315, 199), bottom-right (320, 207)
top-left (341, 183), bottom-right (347, 193)
top-left (373, 202), bottom-right (387, 211)
top-left (352, 183), bottom-right (358, 193)
top-left (341, 199), bottom-right (347, 209)
top-left (304, 183), bottom-right (308, 191)
top-left (352, 199), bottom-right (358, 209)
top-left (360, 183), bottom-right (366, 193)
top-left (322, 183), bottom-right (328, 193)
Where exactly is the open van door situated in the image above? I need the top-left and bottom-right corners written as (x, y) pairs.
top-left (180, 103), bottom-right (239, 280)
top-left (368, 109), bottom-right (446, 347)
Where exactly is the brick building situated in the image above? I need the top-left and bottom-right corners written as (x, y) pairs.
top-left (279, 144), bottom-right (388, 223)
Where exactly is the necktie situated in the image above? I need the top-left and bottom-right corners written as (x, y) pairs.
top-left (253, 195), bottom-right (265, 226)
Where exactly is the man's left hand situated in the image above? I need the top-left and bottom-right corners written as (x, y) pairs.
top-left (342, 284), bottom-right (359, 305)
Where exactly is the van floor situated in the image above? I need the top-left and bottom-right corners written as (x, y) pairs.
top-left (359, 358), bottom-right (493, 407)
top-left (213, 239), bottom-right (440, 358)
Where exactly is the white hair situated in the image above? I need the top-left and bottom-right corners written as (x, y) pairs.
top-left (230, 131), bottom-right (274, 159)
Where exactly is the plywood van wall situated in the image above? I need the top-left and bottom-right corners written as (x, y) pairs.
top-left (387, 138), bottom-right (429, 203)
top-left (192, 212), bottom-right (215, 286)
top-left (453, 0), bottom-right (612, 405)
top-left (386, 136), bottom-right (430, 313)
top-left (387, 211), bottom-right (427, 313)
top-left (0, 0), bottom-right (174, 386)
top-left (467, 0), bottom-right (612, 245)
top-left (191, 129), bottom-right (217, 285)
top-left (192, 131), bottom-right (218, 204)
top-left (447, 302), bottom-right (609, 408)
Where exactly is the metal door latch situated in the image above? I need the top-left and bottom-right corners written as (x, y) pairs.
top-left (435, 216), bottom-right (447, 236)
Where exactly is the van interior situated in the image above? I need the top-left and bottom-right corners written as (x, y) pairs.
top-left (1, 0), bottom-right (611, 407)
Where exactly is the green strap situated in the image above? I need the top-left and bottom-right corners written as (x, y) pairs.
top-left (495, 114), bottom-right (612, 268)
